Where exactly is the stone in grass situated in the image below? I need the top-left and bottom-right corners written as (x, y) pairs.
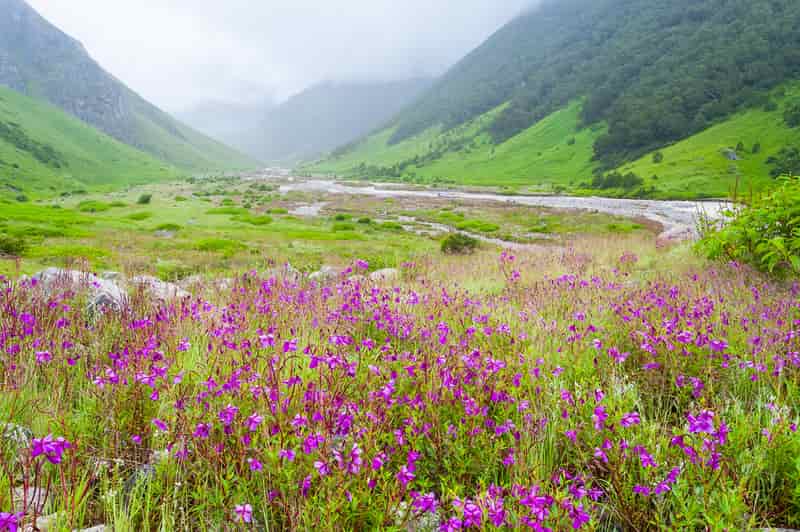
top-left (391, 501), bottom-right (441, 531)
top-left (131, 275), bottom-right (190, 301)
top-left (309, 265), bottom-right (340, 281)
top-left (30, 268), bottom-right (127, 314)
top-left (369, 268), bottom-right (400, 282)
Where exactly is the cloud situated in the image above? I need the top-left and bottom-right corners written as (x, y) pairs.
top-left (26, 0), bottom-right (534, 110)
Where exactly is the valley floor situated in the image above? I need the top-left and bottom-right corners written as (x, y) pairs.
top-left (1, 176), bottom-right (798, 530)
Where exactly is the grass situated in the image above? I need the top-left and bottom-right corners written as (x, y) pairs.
top-left (0, 86), bottom-right (182, 198)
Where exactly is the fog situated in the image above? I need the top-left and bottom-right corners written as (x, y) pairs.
top-left (27, 0), bottom-right (535, 111)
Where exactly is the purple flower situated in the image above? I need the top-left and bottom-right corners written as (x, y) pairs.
top-left (633, 485), bottom-right (651, 497)
top-left (279, 448), bottom-right (296, 462)
top-left (246, 413), bottom-right (263, 432)
top-left (620, 412), bottom-right (641, 428)
top-left (247, 458), bottom-right (263, 471)
top-left (0, 512), bottom-right (23, 532)
top-left (687, 410), bottom-right (716, 434)
top-left (462, 499), bottom-right (482, 527)
top-left (412, 492), bottom-right (438, 514)
top-left (31, 434), bottom-right (72, 464)
top-left (314, 460), bottom-right (330, 477)
top-left (219, 404), bottom-right (239, 426)
top-left (355, 259), bottom-right (369, 270)
top-left (397, 465), bottom-right (415, 488)
top-left (35, 350), bottom-right (52, 365)
top-left (234, 503), bottom-right (253, 524)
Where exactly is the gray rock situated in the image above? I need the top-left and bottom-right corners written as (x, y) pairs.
top-left (100, 271), bottom-right (122, 281)
top-left (369, 268), bottom-right (400, 282)
top-left (153, 230), bottom-right (176, 239)
top-left (722, 148), bottom-right (739, 161)
top-left (31, 268), bottom-right (126, 314)
top-left (131, 275), bottom-right (190, 301)
top-left (309, 265), bottom-right (339, 281)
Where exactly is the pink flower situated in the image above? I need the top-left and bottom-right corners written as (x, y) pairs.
top-left (247, 458), bottom-right (263, 471)
top-left (246, 413), bottom-right (263, 432)
top-left (397, 465), bottom-right (415, 488)
top-left (687, 410), bottom-right (715, 434)
top-left (152, 419), bottom-right (168, 432)
top-left (620, 412), bottom-right (641, 428)
top-left (234, 503), bottom-right (253, 524)
top-left (279, 448), bottom-right (296, 462)
top-left (31, 435), bottom-right (71, 464)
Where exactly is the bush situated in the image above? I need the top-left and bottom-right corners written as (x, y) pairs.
top-left (127, 212), bottom-right (153, 221)
top-left (456, 219), bottom-right (500, 233)
top-left (15, 194), bottom-right (29, 203)
top-left (77, 200), bottom-right (111, 213)
top-left (357, 217), bottom-right (373, 224)
top-left (154, 223), bottom-right (182, 232)
top-left (752, 143), bottom-right (762, 154)
top-left (137, 194), bottom-right (153, 205)
top-left (195, 238), bottom-right (245, 255)
top-left (333, 214), bottom-right (352, 221)
top-left (766, 147), bottom-right (800, 177)
top-left (174, 196), bottom-right (188, 202)
top-left (652, 151), bottom-right (664, 164)
top-left (332, 222), bottom-right (356, 232)
top-left (441, 233), bottom-right (479, 255)
top-left (784, 104), bottom-right (800, 128)
top-left (591, 171), bottom-right (644, 190)
top-left (0, 234), bottom-right (27, 256)
top-left (235, 215), bottom-right (273, 226)
top-left (698, 176), bottom-right (800, 276)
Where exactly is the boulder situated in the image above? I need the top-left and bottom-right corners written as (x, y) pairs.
top-left (31, 268), bottom-right (126, 313)
top-left (369, 268), bottom-right (400, 282)
top-left (131, 276), bottom-right (190, 301)
top-left (309, 265), bottom-right (339, 282)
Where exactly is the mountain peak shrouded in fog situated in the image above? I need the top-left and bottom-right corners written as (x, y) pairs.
top-left (25, 0), bottom-right (536, 111)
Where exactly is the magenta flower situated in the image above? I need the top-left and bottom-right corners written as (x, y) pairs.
top-left (279, 448), bottom-right (296, 462)
top-left (234, 503), bottom-right (253, 524)
top-left (620, 412), bottom-right (641, 428)
top-left (462, 499), bottom-right (482, 527)
top-left (31, 435), bottom-right (71, 464)
top-left (314, 460), bottom-right (330, 477)
top-left (355, 259), bottom-right (369, 270)
top-left (687, 410), bottom-right (716, 434)
top-left (397, 465), bottom-right (415, 488)
top-left (219, 404), bottom-right (239, 426)
top-left (246, 413), bottom-right (263, 432)
top-left (247, 458), bottom-right (263, 471)
top-left (152, 419), bottom-right (168, 432)
top-left (0, 512), bottom-right (23, 532)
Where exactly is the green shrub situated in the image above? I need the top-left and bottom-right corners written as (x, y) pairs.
top-left (174, 196), bottom-right (188, 202)
top-left (0, 234), bottom-right (27, 255)
top-left (652, 151), bottom-right (664, 164)
top-left (767, 147), bottom-right (800, 177)
top-left (206, 207), bottom-right (248, 216)
top-left (333, 214), bottom-right (352, 221)
top-left (784, 104), bottom-right (800, 128)
top-left (267, 208), bottom-right (289, 215)
top-left (15, 194), bottom-right (29, 203)
top-left (456, 219), bottom-right (500, 233)
top-left (332, 222), bottom-right (356, 232)
top-left (77, 200), bottom-right (111, 213)
top-left (235, 215), bottom-right (273, 226)
top-left (195, 238), bottom-right (245, 255)
top-left (357, 217), bottom-right (373, 224)
top-left (441, 233), bottom-right (479, 255)
top-left (127, 212), bottom-right (153, 221)
top-left (154, 223), bottom-right (182, 232)
top-left (137, 194), bottom-right (153, 205)
top-left (698, 176), bottom-right (800, 276)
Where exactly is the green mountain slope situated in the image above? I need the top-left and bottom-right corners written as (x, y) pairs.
top-left (0, 85), bottom-right (181, 196)
top-left (311, 0), bottom-right (800, 198)
top-left (0, 0), bottom-right (255, 172)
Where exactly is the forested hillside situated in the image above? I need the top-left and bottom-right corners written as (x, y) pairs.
top-left (313, 0), bottom-right (800, 197)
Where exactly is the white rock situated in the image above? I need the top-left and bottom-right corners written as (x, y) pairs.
top-left (131, 276), bottom-right (190, 301)
top-left (31, 268), bottom-right (126, 313)
top-left (309, 265), bottom-right (339, 281)
top-left (369, 268), bottom-right (400, 282)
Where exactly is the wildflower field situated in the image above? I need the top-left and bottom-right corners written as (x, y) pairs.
top-left (1, 231), bottom-right (799, 531)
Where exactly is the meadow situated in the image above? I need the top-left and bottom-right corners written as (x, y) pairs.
top-left (0, 177), bottom-right (799, 530)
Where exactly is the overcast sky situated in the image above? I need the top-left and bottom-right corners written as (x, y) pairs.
top-left (26, 1), bottom-right (534, 112)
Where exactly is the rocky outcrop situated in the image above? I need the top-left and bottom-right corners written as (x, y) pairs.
top-left (369, 268), bottom-right (400, 282)
top-left (131, 275), bottom-right (190, 301)
top-left (30, 268), bottom-right (127, 314)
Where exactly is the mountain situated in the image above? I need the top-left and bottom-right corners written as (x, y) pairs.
top-left (0, 85), bottom-right (181, 197)
top-left (311, 0), bottom-right (800, 199)
top-left (0, 0), bottom-right (254, 172)
top-left (254, 79), bottom-right (433, 164)
top-left (175, 99), bottom-right (275, 160)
